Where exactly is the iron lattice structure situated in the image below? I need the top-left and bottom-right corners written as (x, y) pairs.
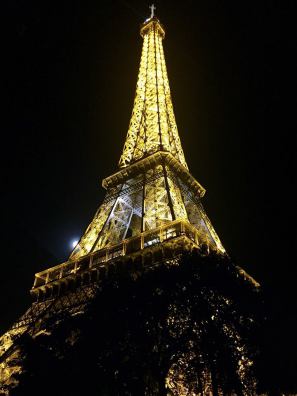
top-left (68, 17), bottom-right (224, 263)
top-left (0, 13), bottom-right (260, 396)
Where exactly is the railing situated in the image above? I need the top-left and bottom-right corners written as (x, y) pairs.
top-left (32, 219), bottom-right (210, 289)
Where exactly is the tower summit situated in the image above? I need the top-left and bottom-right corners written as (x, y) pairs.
top-left (119, 9), bottom-right (187, 169)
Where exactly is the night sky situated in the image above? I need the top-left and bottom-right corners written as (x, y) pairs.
top-left (2, 0), bottom-right (295, 385)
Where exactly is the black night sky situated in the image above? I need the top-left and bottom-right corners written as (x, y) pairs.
top-left (2, 0), bottom-right (295, 389)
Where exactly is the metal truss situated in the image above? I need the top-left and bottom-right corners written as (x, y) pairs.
top-left (0, 284), bottom-right (97, 374)
top-left (11, 284), bottom-right (98, 331)
top-left (70, 197), bottom-right (116, 260)
top-left (175, 175), bottom-right (225, 252)
top-left (69, 161), bottom-right (225, 262)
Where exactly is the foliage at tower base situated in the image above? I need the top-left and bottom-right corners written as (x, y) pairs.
top-left (1, 250), bottom-right (260, 396)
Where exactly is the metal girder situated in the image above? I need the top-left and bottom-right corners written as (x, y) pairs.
top-left (69, 162), bottom-right (225, 262)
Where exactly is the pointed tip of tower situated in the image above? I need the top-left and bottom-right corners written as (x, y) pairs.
top-left (140, 5), bottom-right (165, 38)
top-left (140, 16), bottom-right (165, 38)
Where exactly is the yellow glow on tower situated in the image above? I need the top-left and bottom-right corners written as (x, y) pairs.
top-left (119, 17), bottom-right (188, 169)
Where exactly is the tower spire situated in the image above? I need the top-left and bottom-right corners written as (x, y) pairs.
top-left (149, 4), bottom-right (156, 18)
top-left (119, 13), bottom-right (188, 169)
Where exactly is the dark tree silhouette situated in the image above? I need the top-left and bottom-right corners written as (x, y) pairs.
top-left (4, 251), bottom-right (262, 395)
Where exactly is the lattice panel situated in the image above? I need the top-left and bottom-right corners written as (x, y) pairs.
top-left (143, 165), bottom-right (172, 230)
top-left (166, 172), bottom-right (187, 221)
top-left (179, 179), bottom-right (225, 252)
top-left (70, 197), bottom-right (116, 260)
top-left (70, 164), bottom-right (225, 260)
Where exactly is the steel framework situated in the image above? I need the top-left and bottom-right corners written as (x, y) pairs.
top-left (67, 17), bottom-right (225, 263)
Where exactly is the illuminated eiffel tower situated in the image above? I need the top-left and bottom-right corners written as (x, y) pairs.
top-left (29, 12), bottom-right (225, 297)
top-left (67, 16), bottom-right (224, 263)
top-left (0, 8), bottom-right (259, 395)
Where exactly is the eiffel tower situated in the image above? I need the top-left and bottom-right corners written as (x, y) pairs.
top-left (0, 8), bottom-right (259, 395)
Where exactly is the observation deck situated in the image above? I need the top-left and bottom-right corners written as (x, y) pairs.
top-left (31, 219), bottom-right (219, 299)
